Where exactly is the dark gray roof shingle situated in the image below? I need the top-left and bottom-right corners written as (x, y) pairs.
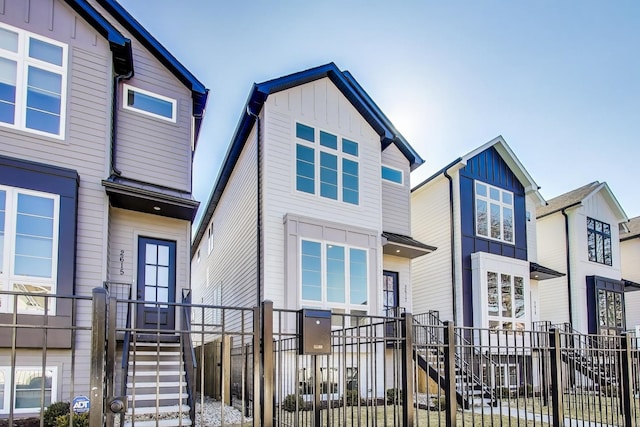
top-left (536, 181), bottom-right (600, 218)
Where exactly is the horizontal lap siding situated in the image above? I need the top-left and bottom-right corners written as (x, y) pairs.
top-left (262, 78), bottom-right (382, 308)
top-left (191, 129), bottom-right (258, 330)
top-left (621, 239), bottom-right (640, 328)
top-left (411, 177), bottom-right (454, 320)
top-left (381, 145), bottom-right (411, 236)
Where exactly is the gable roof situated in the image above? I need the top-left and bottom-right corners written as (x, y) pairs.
top-left (412, 135), bottom-right (545, 205)
top-left (191, 63), bottom-right (423, 255)
top-left (65, 0), bottom-right (209, 143)
top-left (536, 181), bottom-right (628, 224)
top-left (620, 216), bottom-right (640, 241)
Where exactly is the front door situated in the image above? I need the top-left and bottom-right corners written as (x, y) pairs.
top-left (136, 237), bottom-right (176, 330)
top-left (383, 271), bottom-right (399, 317)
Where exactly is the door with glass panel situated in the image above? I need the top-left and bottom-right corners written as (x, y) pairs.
top-left (136, 237), bottom-right (176, 330)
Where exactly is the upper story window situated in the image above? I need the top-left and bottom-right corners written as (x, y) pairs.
top-left (0, 185), bottom-right (59, 314)
top-left (295, 123), bottom-right (359, 205)
top-left (122, 84), bottom-right (176, 123)
top-left (300, 239), bottom-right (368, 322)
top-left (207, 224), bottom-right (214, 255)
top-left (381, 166), bottom-right (403, 185)
top-left (475, 181), bottom-right (514, 244)
top-left (0, 23), bottom-right (67, 138)
top-left (587, 217), bottom-right (612, 266)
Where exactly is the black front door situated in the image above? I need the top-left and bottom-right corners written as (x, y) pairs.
top-left (136, 237), bottom-right (176, 330)
top-left (383, 271), bottom-right (399, 317)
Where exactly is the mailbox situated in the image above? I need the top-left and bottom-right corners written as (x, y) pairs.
top-left (298, 309), bottom-right (331, 355)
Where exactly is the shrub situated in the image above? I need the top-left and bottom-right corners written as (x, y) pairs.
top-left (600, 385), bottom-right (618, 397)
top-left (430, 396), bottom-right (447, 411)
top-left (517, 384), bottom-right (533, 397)
top-left (386, 388), bottom-right (402, 405)
top-left (282, 394), bottom-right (308, 412)
top-left (495, 387), bottom-right (512, 399)
top-left (43, 402), bottom-right (69, 427)
top-left (55, 412), bottom-right (89, 427)
top-left (343, 389), bottom-right (363, 406)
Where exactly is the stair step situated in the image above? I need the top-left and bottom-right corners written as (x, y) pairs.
top-left (129, 360), bottom-right (182, 366)
top-left (128, 381), bottom-right (187, 388)
top-left (128, 393), bottom-right (185, 401)
top-left (130, 351), bottom-right (181, 356)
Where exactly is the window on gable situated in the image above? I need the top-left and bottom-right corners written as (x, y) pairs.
top-left (295, 123), bottom-right (359, 205)
top-left (0, 23), bottom-right (67, 138)
top-left (487, 271), bottom-right (526, 332)
top-left (475, 182), bottom-right (514, 243)
top-left (0, 186), bottom-right (59, 314)
top-left (587, 217), bottom-right (612, 266)
top-left (207, 224), bottom-right (214, 255)
top-left (300, 239), bottom-right (368, 316)
top-left (122, 84), bottom-right (176, 123)
top-left (381, 166), bottom-right (403, 185)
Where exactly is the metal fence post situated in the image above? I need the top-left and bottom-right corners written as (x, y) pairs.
top-left (261, 300), bottom-right (274, 427)
top-left (549, 328), bottom-right (563, 427)
top-left (620, 333), bottom-right (633, 427)
top-left (253, 305), bottom-right (262, 427)
top-left (90, 288), bottom-right (107, 427)
top-left (443, 321), bottom-right (457, 427)
top-left (401, 312), bottom-right (415, 427)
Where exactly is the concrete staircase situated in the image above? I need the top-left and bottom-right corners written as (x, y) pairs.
top-left (124, 341), bottom-right (192, 427)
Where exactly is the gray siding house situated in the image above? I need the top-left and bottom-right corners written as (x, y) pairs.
top-left (0, 0), bottom-right (207, 418)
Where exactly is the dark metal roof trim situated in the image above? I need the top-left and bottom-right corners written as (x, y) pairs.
top-left (95, 0), bottom-right (209, 141)
top-left (530, 262), bottom-right (565, 280)
top-left (192, 63), bottom-right (422, 255)
top-left (623, 279), bottom-right (640, 292)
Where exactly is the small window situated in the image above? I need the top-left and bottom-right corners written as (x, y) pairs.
top-left (381, 166), bottom-right (403, 185)
top-left (122, 84), bottom-right (176, 122)
top-left (0, 367), bottom-right (57, 413)
top-left (207, 224), bottom-right (214, 255)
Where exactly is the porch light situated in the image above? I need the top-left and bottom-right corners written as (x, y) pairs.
top-left (153, 206), bottom-right (161, 211)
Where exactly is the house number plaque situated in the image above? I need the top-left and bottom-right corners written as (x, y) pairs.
top-left (120, 250), bottom-right (125, 275)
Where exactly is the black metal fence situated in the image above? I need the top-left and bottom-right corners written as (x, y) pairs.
top-left (1, 288), bottom-right (639, 427)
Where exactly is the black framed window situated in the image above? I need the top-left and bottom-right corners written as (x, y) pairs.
top-left (587, 217), bottom-right (612, 266)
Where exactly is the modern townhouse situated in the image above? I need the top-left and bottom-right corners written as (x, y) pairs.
top-left (190, 62), bottom-right (434, 401)
top-left (536, 181), bottom-right (630, 336)
top-left (0, 0), bottom-right (207, 420)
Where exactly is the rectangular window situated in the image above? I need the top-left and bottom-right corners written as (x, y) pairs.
top-left (300, 239), bottom-right (368, 314)
top-left (295, 123), bottom-right (359, 205)
top-left (381, 166), bottom-right (403, 185)
top-left (587, 217), bottom-right (612, 266)
top-left (207, 224), bottom-right (214, 255)
top-left (475, 181), bottom-right (514, 244)
top-left (0, 23), bottom-right (67, 138)
top-left (0, 367), bottom-right (56, 413)
top-left (122, 84), bottom-right (176, 122)
top-left (0, 186), bottom-right (59, 314)
top-left (487, 271), bottom-right (525, 332)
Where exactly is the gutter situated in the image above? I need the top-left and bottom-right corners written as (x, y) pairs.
top-left (444, 167), bottom-right (457, 323)
top-left (559, 202), bottom-right (581, 328)
top-left (246, 106), bottom-right (262, 307)
top-left (110, 52), bottom-right (134, 176)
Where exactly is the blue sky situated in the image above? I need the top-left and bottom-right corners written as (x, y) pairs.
top-left (118, 0), bottom-right (640, 226)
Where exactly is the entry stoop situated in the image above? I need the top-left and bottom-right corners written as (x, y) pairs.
top-left (124, 341), bottom-right (191, 427)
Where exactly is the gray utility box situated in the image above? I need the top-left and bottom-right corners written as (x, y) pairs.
top-left (298, 309), bottom-right (331, 355)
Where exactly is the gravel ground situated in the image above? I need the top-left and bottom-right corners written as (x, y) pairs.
top-left (194, 394), bottom-right (251, 426)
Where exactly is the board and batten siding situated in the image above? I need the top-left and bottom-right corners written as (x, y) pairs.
top-left (411, 175), bottom-right (455, 321)
top-left (88, 0), bottom-right (194, 193)
top-left (261, 78), bottom-right (383, 308)
top-left (191, 127), bottom-right (258, 324)
top-left (620, 238), bottom-right (640, 329)
top-left (381, 144), bottom-right (411, 236)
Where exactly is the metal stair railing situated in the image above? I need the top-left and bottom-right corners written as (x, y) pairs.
top-left (413, 312), bottom-right (497, 408)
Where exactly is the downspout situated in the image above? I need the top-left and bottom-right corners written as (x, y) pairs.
top-left (247, 106), bottom-right (262, 307)
top-left (444, 168), bottom-right (457, 323)
top-left (110, 70), bottom-right (134, 176)
top-left (561, 208), bottom-right (574, 328)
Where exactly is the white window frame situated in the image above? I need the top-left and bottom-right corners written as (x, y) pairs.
top-left (207, 224), bottom-right (214, 255)
top-left (294, 123), bottom-right (360, 205)
top-left (474, 181), bottom-right (515, 244)
top-left (0, 22), bottom-right (68, 139)
top-left (0, 366), bottom-right (58, 414)
top-left (0, 185), bottom-right (59, 315)
top-left (122, 84), bottom-right (177, 123)
top-left (299, 238), bottom-right (369, 318)
top-left (486, 271), bottom-right (526, 332)
top-left (381, 165), bottom-right (404, 185)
